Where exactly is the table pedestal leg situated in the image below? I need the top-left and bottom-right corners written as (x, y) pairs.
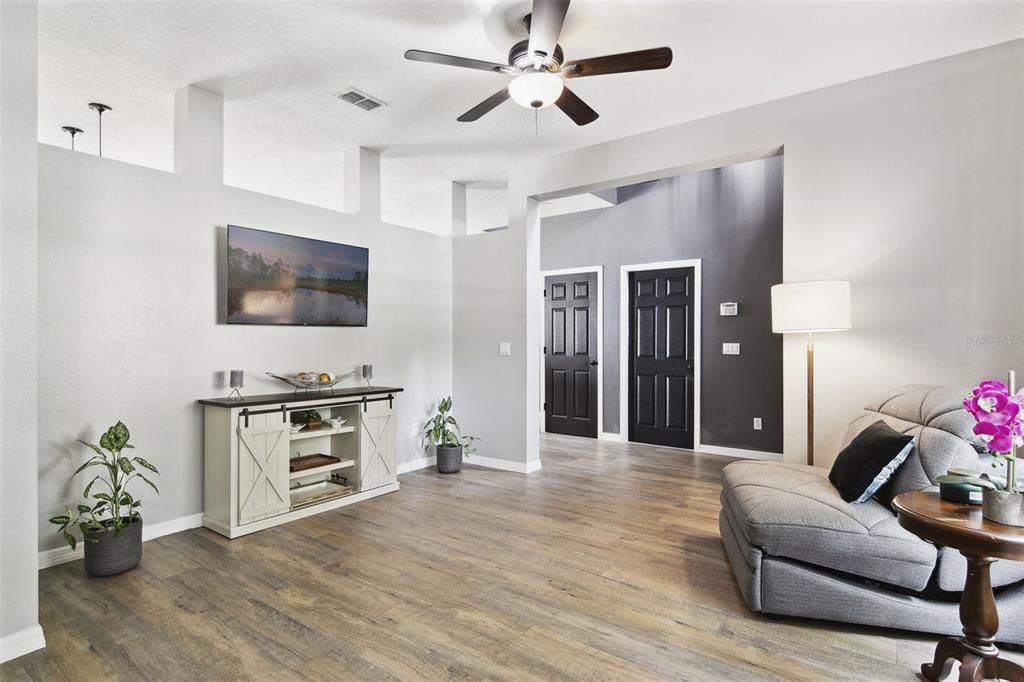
top-left (921, 554), bottom-right (1024, 682)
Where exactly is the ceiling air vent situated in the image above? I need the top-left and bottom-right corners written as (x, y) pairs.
top-left (336, 88), bottom-right (386, 112)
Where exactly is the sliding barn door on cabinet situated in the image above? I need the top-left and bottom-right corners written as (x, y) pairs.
top-left (359, 401), bottom-right (396, 491)
top-left (236, 415), bottom-right (291, 524)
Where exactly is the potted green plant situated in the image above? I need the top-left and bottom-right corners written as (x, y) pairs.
top-left (292, 409), bottom-right (322, 429)
top-left (49, 422), bottom-right (159, 576)
top-left (423, 396), bottom-right (478, 474)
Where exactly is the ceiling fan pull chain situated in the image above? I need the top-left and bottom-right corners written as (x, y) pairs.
top-left (535, 108), bottom-right (538, 136)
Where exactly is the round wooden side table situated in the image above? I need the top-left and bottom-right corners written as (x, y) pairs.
top-left (893, 491), bottom-right (1024, 682)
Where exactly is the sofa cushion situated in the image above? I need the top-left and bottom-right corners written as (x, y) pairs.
top-left (840, 385), bottom-right (982, 507)
top-left (721, 460), bottom-right (938, 591)
top-left (829, 420), bottom-right (915, 503)
top-left (933, 546), bottom-right (1024, 591)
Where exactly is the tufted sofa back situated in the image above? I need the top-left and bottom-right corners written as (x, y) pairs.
top-left (840, 385), bottom-right (984, 493)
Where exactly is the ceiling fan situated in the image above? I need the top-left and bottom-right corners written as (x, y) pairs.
top-left (404, 0), bottom-right (672, 126)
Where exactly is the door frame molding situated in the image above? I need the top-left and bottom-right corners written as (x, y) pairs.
top-left (540, 265), bottom-right (603, 438)
top-left (619, 259), bottom-right (702, 449)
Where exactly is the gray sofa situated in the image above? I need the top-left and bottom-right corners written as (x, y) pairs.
top-left (719, 385), bottom-right (1024, 643)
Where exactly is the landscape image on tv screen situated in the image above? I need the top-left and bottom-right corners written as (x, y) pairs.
top-left (227, 225), bottom-right (368, 326)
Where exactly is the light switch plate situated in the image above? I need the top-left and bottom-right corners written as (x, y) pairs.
top-left (720, 302), bottom-right (739, 316)
top-left (499, 342), bottom-right (511, 356)
top-left (722, 342), bottom-right (740, 355)
top-left (753, 417), bottom-right (763, 431)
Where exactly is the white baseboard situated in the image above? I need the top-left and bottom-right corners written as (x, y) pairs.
top-left (599, 431), bottom-right (624, 442)
top-left (698, 444), bottom-right (783, 461)
top-left (0, 624), bottom-right (46, 663)
top-left (399, 454), bottom-right (542, 475)
top-left (397, 456), bottom-right (435, 474)
top-left (38, 512), bottom-right (204, 569)
top-left (468, 455), bottom-right (543, 474)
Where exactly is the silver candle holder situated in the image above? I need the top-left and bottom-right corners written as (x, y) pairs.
top-left (227, 369), bottom-right (244, 400)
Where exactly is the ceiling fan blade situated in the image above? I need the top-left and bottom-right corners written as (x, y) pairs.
top-left (457, 88), bottom-right (511, 122)
top-left (562, 47), bottom-right (673, 79)
top-left (405, 49), bottom-right (514, 75)
top-left (555, 86), bottom-right (598, 126)
top-left (528, 0), bottom-right (570, 67)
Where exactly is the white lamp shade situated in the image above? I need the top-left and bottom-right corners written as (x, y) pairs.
top-left (508, 72), bottom-right (564, 109)
top-left (771, 280), bottom-right (852, 333)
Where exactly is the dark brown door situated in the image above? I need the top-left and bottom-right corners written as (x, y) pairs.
top-left (545, 272), bottom-right (598, 438)
top-left (628, 267), bottom-right (695, 448)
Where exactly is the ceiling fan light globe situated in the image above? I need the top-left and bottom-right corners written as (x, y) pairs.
top-left (508, 72), bottom-right (563, 110)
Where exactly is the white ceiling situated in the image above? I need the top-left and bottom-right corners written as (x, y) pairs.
top-left (38, 1), bottom-right (1023, 235)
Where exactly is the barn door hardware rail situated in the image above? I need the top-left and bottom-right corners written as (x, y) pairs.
top-left (240, 394), bottom-right (395, 427)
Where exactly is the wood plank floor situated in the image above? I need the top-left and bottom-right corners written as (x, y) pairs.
top-left (6, 434), bottom-right (1022, 681)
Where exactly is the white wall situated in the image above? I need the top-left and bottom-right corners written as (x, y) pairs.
top-left (453, 40), bottom-right (1024, 470)
top-left (35, 145), bottom-right (453, 552)
top-left (0, 1), bottom-right (44, 661)
top-left (466, 186), bottom-right (508, 235)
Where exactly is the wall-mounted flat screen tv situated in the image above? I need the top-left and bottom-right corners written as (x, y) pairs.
top-left (226, 225), bottom-right (368, 326)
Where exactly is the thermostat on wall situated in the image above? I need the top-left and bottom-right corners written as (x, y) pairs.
top-left (720, 302), bottom-right (739, 316)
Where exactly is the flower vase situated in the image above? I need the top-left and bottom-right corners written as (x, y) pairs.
top-left (982, 488), bottom-right (1024, 527)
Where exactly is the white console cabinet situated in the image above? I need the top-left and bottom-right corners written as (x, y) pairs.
top-left (198, 387), bottom-right (401, 538)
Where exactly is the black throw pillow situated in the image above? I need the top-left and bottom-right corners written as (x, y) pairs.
top-left (828, 420), bottom-right (915, 504)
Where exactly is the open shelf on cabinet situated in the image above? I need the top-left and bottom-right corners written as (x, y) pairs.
top-left (289, 423), bottom-right (355, 441)
top-left (288, 454), bottom-right (355, 480)
top-left (289, 479), bottom-right (353, 511)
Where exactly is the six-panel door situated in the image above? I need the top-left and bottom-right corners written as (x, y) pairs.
top-left (544, 272), bottom-right (599, 438)
top-left (628, 267), bottom-right (695, 448)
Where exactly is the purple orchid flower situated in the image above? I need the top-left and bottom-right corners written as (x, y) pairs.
top-left (965, 379), bottom-right (1024, 455)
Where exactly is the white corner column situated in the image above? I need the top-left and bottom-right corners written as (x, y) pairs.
top-left (451, 181), bottom-right (467, 238)
top-left (0, 0), bottom-right (45, 663)
top-left (519, 185), bottom-right (543, 472)
top-left (342, 146), bottom-right (382, 220)
top-left (173, 85), bottom-right (224, 182)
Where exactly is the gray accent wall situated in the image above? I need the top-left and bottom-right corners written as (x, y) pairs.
top-left (541, 156), bottom-right (783, 453)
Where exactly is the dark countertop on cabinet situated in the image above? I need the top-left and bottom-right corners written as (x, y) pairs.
top-left (198, 386), bottom-right (404, 408)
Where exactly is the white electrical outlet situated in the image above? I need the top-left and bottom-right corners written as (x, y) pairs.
top-left (722, 342), bottom-right (740, 355)
top-left (753, 417), bottom-right (763, 431)
top-left (499, 342), bottom-right (511, 356)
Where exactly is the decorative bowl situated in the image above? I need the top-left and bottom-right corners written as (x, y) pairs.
top-left (266, 371), bottom-right (344, 390)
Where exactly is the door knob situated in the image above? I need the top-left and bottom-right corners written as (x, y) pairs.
top-left (589, 361), bottom-right (598, 366)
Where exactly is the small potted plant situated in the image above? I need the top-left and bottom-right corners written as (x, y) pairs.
top-left (49, 422), bottom-right (159, 576)
top-left (423, 396), bottom-right (478, 474)
top-left (964, 374), bottom-right (1024, 526)
top-left (292, 409), bottom-right (322, 429)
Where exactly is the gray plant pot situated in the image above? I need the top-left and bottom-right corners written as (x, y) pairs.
top-left (84, 518), bottom-right (142, 576)
top-left (982, 489), bottom-right (1024, 527)
top-left (436, 445), bottom-right (463, 474)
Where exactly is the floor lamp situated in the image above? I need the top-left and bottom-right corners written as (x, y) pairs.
top-left (771, 281), bottom-right (852, 466)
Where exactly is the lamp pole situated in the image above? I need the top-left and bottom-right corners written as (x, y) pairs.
top-left (61, 126), bottom-right (83, 150)
top-left (88, 103), bottom-right (112, 157)
top-left (807, 331), bottom-right (814, 466)
top-left (771, 280), bottom-right (852, 468)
